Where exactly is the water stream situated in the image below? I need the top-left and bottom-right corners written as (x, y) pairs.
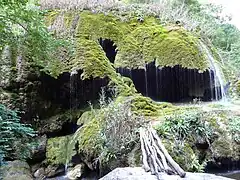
top-left (199, 41), bottom-right (227, 101)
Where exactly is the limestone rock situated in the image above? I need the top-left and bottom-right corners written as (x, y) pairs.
top-left (30, 135), bottom-right (47, 163)
top-left (99, 167), bottom-right (233, 180)
top-left (45, 164), bottom-right (65, 178)
top-left (67, 163), bottom-right (85, 180)
top-left (34, 167), bottom-right (45, 179)
top-left (0, 160), bottom-right (33, 180)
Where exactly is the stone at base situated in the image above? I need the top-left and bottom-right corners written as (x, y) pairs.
top-left (99, 167), bottom-right (234, 180)
top-left (67, 163), bottom-right (85, 180)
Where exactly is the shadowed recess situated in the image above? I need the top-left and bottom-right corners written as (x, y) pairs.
top-left (117, 62), bottom-right (224, 102)
top-left (99, 38), bottom-right (117, 63)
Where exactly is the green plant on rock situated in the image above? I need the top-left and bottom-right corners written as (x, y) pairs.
top-left (46, 10), bottom-right (210, 76)
top-left (130, 95), bottom-right (176, 116)
top-left (46, 135), bottom-right (73, 165)
top-left (68, 90), bottom-right (146, 172)
top-left (156, 111), bottom-right (213, 142)
top-left (0, 104), bottom-right (35, 165)
top-left (155, 110), bottom-right (214, 172)
top-left (228, 116), bottom-right (240, 143)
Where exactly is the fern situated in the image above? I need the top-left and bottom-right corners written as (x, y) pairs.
top-left (0, 104), bottom-right (35, 164)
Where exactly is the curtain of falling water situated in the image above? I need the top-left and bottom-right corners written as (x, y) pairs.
top-left (199, 41), bottom-right (226, 101)
top-left (67, 72), bottom-right (73, 173)
top-left (67, 70), bottom-right (78, 173)
top-left (209, 69), bottom-right (214, 100)
top-left (145, 64), bottom-right (148, 96)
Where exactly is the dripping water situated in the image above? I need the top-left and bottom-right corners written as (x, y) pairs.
top-left (145, 64), bottom-right (148, 96)
top-left (156, 66), bottom-right (159, 99)
top-left (65, 70), bottom-right (78, 173)
top-left (199, 41), bottom-right (226, 101)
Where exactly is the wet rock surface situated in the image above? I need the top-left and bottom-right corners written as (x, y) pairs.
top-left (66, 163), bottom-right (86, 180)
top-left (100, 167), bottom-right (234, 180)
top-left (29, 135), bottom-right (47, 163)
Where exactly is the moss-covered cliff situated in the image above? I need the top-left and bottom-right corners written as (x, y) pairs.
top-left (46, 10), bottom-right (210, 77)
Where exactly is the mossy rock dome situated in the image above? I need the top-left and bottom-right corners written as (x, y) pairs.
top-left (46, 10), bottom-right (210, 77)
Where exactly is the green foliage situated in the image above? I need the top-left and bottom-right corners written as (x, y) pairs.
top-left (156, 111), bottom-right (213, 141)
top-left (155, 111), bottom-right (213, 172)
top-left (66, 90), bottom-right (146, 170)
top-left (0, 104), bottom-right (35, 165)
top-left (46, 135), bottom-right (72, 165)
top-left (0, 0), bottom-right (68, 77)
top-left (228, 116), bottom-right (240, 143)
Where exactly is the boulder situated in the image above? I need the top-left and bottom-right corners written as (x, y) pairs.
top-left (0, 160), bottom-right (33, 180)
top-left (29, 135), bottom-right (47, 163)
top-left (45, 164), bottom-right (65, 178)
top-left (34, 167), bottom-right (45, 179)
top-left (66, 163), bottom-right (86, 180)
top-left (99, 167), bottom-right (233, 180)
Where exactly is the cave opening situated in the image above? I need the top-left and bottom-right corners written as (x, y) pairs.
top-left (117, 63), bottom-right (223, 103)
top-left (99, 38), bottom-right (117, 63)
top-left (39, 70), bottom-right (108, 117)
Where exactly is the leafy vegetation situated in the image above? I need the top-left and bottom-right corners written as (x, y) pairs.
top-left (0, 104), bottom-right (35, 165)
top-left (0, 0), bottom-right (68, 77)
top-left (228, 116), bottom-right (240, 143)
top-left (155, 111), bottom-right (214, 172)
top-left (58, 90), bottom-right (145, 171)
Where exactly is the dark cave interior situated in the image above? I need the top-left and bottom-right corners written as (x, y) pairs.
top-left (117, 63), bottom-right (222, 102)
top-left (98, 38), bottom-right (223, 102)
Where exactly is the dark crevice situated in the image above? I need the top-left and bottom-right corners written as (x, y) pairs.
top-left (38, 71), bottom-right (108, 115)
top-left (117, 62), bottom-right (223, 102)
top-left (46, 122), bottom-right (79, 138)
top-left (99, 38), bottom-right (117, 63)
top-left (205, 159), bottom-right (240, 174)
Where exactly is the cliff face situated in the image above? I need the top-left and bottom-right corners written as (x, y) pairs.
top-left (1, 7), bottom-right (238, 179)
top-left (46, 10), bottom-right (209, 75)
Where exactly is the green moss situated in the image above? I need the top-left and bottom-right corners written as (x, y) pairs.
top-left (131, 95), bottom-right (177, 116)
top-left (63, 11), bottom-right (76, 28)
top-left (75, 11), bottom-right (208, 70)
top-left (77, 109), bottom-right (98, 125)
top-left (162, 139), bottom-right (204, 172)
top-left (46, 10), bottom-right (210, 78)
top-left (211, 136), bottom-right (240, 160)
top-left (38, 108), bottom-right (87, 133)
top-left (71, 117), bottom-right (103, 161)
top-left (45, 10), bottom-right (61, 26)
top-left (46, 135), bottom-right (72, 165)
top-left (70, 38), bottom-right (116, 79)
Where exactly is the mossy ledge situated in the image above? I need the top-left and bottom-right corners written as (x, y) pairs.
top-left (46, 10), bottom-right (210, 77)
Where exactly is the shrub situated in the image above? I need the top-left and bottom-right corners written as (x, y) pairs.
top-left (0, 104), bottom-right (35, 165)
top-left (156, 111), bottom-right (213, 142)
top-left (96, 89), bottom-right (146, 166)
top-left (155, 110), bottom-right (213, 172)
top-left (228, 116), bottom-right (240, 143)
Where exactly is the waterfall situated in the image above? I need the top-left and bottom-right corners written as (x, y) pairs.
top-left (208, 69), bottom-right (214, 100)
top-left (199, 41), bottom-right (226, 101)
top-left (156, 66), bottom-right (159, 99)
top-left (64, 70), bottom-right (79, 173)
top-left (145, 64), bottom-right (148, 96)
